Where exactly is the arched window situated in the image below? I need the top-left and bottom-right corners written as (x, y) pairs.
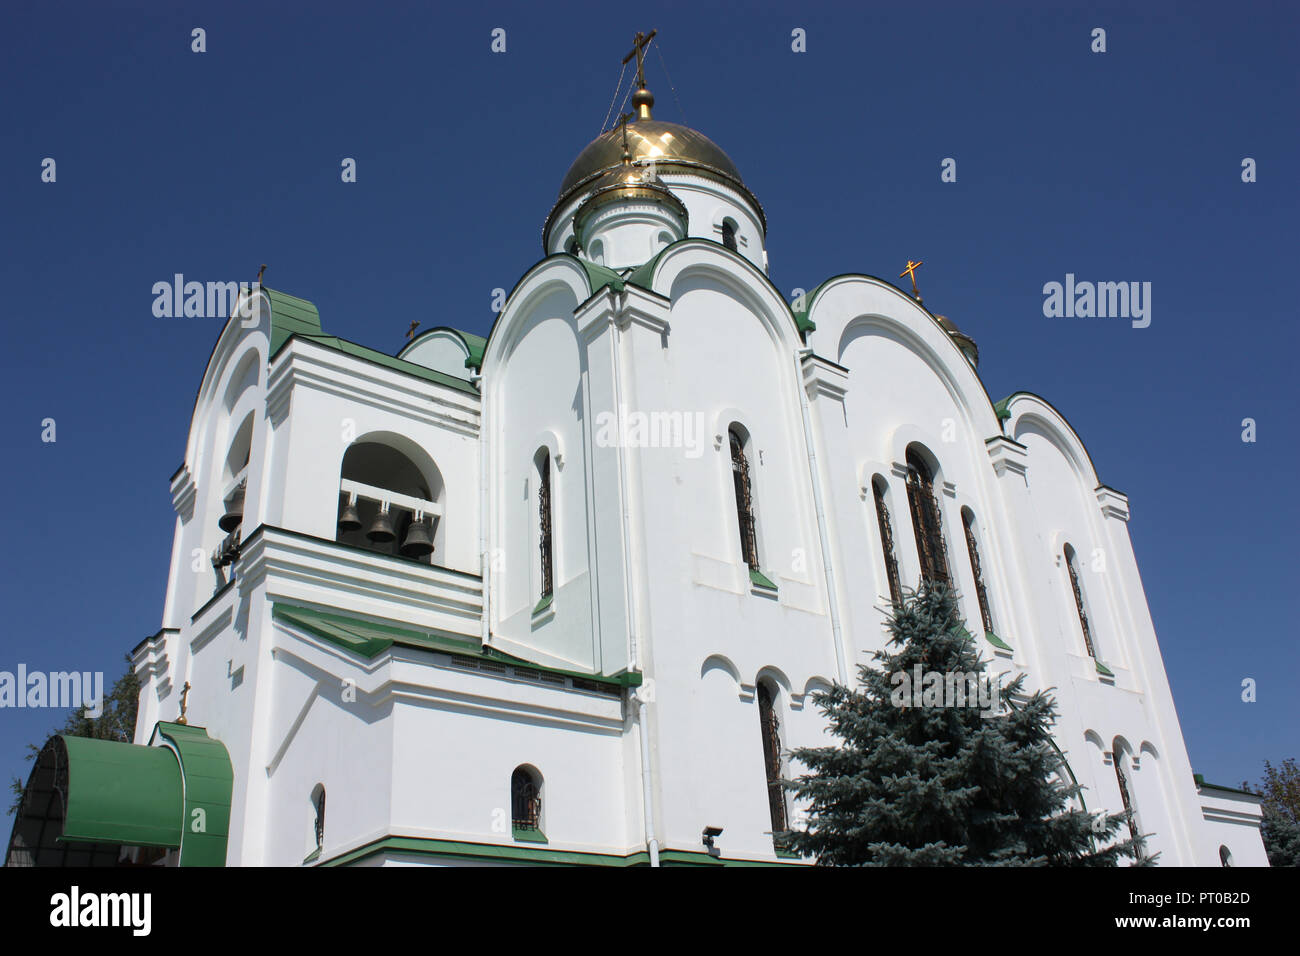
top-left (1112, 745), bottom-right (1140, 845)
top-left (511, 766), bottom-right (542, 832)
top-left (1219, 845), bottom-right (1233, 867)
top-left (537, 450), bottom-right (554, 600)
top-left (729, 428), bottom-right (759, 569)
top-left (721, 219), bottom-right (738, 252)
top-left (905, 447), bottom-right (949, 586)
top-left (756, 681), bottom-right (788, 839)
top-left (337, 441), bottom-right (443, 565)
top-left (311, 784), bottom-right (326, 850)
top-left (872, 477), bottom-right (903, 606)
top-left (1064, 544), bottom-right (1096, 658)
top-left (565, 237), bottom-right (579, 257)
top-left (962, 508), bottom-right (994, 635)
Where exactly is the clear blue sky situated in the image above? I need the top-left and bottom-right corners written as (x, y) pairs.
top-left (1, 1), bottom-right (1295, 800)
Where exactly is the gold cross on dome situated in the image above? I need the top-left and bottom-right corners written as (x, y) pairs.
top-left (177, 681), bottom-right (191, 725)
top-left (900, 259), bottom-right (924, 299)
top-left (622, 29), bottom-right (657, 90)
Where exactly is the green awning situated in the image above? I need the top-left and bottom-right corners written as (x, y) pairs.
top-left (60, 736), bottom-right (184, 848)
top-left (5, 725), bottom-right (234, 867)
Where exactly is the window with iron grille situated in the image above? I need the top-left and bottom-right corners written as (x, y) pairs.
top-left (962, 510), bottom-right (994, 635)
top-left (1113, 752), bottom-right (1140, 844)
top-left (756, 682), bottom-right (788, 838)
top-left (730, 429), bottom-right (759, 570)
top-left (312, 786), bottom-right (325, 849)
top-left (872, 477), bottom-right (903, 606)
top-left (721, 219), bottom-right (738, 252)
top-left (511, 767), bottom-right (542, 831)
top-left (905, 448), bottom-right (950, 586)
top-left (1064, 545), bottom-right (1096, 658)
top-left (538, 452), bottom-right (553, 600)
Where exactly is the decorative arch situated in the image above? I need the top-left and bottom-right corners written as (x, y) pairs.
top-left (1004, 392), bottom-right (1103, 491)
top-left (479, 255), bottom-right (595, 380)
top-left (799, 275), bottom-right (1002, 433)
top-left (632, 239), bottom-right (805, 349)
top-left (700, 653), bottom-right (742, 684)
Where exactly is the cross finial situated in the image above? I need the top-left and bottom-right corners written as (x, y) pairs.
top-left (618, 110), bottom-right (634, 164)
top-left (406, 320), bottom-right (420, 340)
top-left (900, 259), bottom-right (924, 301)
top-left (177, 681), bottom-right (192, 725)
top-left (256, 263), bottom-right (267, 285)
top-left (623, 29), bottom-right (657, 119)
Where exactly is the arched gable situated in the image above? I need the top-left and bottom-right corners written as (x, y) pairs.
top-left (630, 239), bottom-right (804, 353)
top-left (802, 275), bottom-right (1001, 438)
top-left (480, 255), bottom-right (593, 380)
top-left (1004, 392), bottom-right (1103, 491)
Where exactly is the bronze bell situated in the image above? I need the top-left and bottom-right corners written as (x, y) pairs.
top-left (218, 483), bottom-right (245, 532)
top-left (366, 505), bottom-right (396, 543)
top-left (401, 515), bottom-right (434, 558)
top-left (337, 495), bottom-right (362, 533)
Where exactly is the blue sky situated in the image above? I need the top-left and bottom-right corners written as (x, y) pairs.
top-left (1, 0), bottom-right (1295, 802)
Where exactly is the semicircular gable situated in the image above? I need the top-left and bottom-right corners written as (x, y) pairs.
top-left (633, 239), bottom-right (803, 351)
top-left (801, 275), bottom-right (1001, 435)
top-left (1005, 392), bottom-right (1102, 489)
top-left (480, 256), bottom-right (592, 377)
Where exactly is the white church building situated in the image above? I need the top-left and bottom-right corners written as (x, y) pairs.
top-left (7, 52), bottom-right (1267, 868)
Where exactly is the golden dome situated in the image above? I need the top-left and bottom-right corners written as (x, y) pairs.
top-left (933, 314), bottom-right (980, 368)
top-left (544, 87), bottom-right (764, 246)
top-left (573, 163), bottom-right (688, 235)
top-left (557, 119), bottom-right (745, 201)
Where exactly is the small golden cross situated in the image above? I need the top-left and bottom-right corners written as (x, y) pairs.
top-left (177, 681), bottom-right (191, 725)
top-left (256, 263), bottom-right (267, 285)
top-left (406, 320), bottom-right (420, 340)
top-left (900, 259), bottom-right (924, 299)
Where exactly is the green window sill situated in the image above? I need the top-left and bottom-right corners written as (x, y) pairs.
top-left (512, 826), bottom-right (548, 844)
top-left (1095, 660), bottom-right (1115, 678)
top-left (303, 847), bottom-right (321, 865)
top-left (984, 631), bottom-right (1013, 651)
top-left (748, 567), bottom-right (778, 591)
top-left (532, 593), bottom-right (553, 615)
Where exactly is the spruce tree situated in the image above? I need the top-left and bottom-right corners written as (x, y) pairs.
top-left (785, 582), bottom-right (1148, 866)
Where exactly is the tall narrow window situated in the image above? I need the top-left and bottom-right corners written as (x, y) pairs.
top-left (721, 219), bottom-right (738, 252)
top-left (538, 452), bottom-right (553, 600)
top-left (729, 428), bottom-right (759, 569)
top-left (312, 785), bottom-right (326, 850)
top-left (905, 448), bottom-right (950, 586)
top-left (511, 766), bottom-right (542, 832)
top-left (1113, 749), bottom-right (1140, 844)
top-left (1064, 545), bottom-right (1096, 658)
top-left (873, 477), bottom-right (903, 606)
top-left (962, 509), bottom-right (994, 634)
top-left (756, 682), bottom-right (788, 838)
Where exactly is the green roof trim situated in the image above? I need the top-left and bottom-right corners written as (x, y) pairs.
top-left (57, 735), bottom-right (184, 849)
top-left (460, 330), bottom-right (486, 371)
top-left (262, 288), bottom-right (477, 394)
top-left (984, 631), bottom-right (1014, 651)
top-left (1193, 774), bottom-right (1258, 798)
top-left (273, 602), bottom-right (638, 689)
top-left (577, 259), bottom-right (625, 296)
top-left (319, 835), bottom-right (803, 867)
top-left (265, 288), bottom-right (323, 355)
top-left (749, 567), bottom-right (778, 591)
top-left (993, 398), bottom-right (1012, 420)
top-left (1095, 659), bottom-right (1115, 678)
top-left (153, 722), bottom-right (234, 867)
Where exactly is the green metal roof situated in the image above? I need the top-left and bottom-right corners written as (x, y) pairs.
top-left (273, 603), bottom-right (640, 689)
top-left (263, 288), bottom-right (478, 394)
top-left (154, 722), bottom-right (235, 867)
top-left (59, 735), bottom-right (184, 848)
